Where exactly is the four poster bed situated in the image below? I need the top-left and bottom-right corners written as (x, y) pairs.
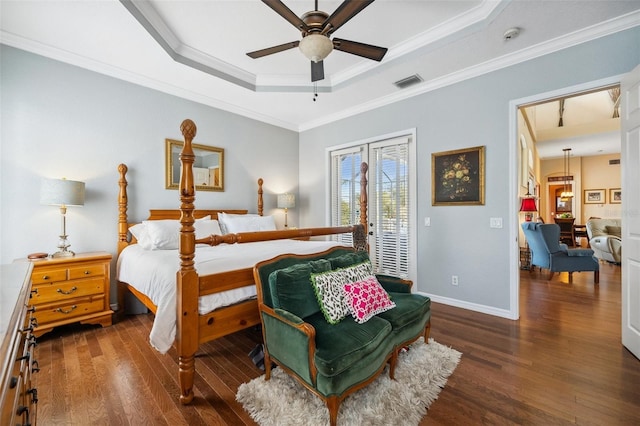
top-left (116, 119), bottom-right (369, 404)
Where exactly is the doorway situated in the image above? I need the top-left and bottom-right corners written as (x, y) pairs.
top-left (510, 76), bottom-right (623, 319)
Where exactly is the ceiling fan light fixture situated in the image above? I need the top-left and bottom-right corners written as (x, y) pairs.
top-left (299, 34), bottom-right (333, 62)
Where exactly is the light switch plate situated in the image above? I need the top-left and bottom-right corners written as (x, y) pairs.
top-left (490, 217), bottom-right (503, 228)
top-left (424, 217), bottom-right (431, 227)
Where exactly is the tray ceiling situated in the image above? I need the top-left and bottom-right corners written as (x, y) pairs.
top-left (1, 1), bottom-right (639, 131)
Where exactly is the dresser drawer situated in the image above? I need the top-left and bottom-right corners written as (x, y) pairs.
top-left (68, 264), bottom-right (104, 280)
top-left (33, 298), bottom-right (105, 325)
top-left (31, 268), bottom-right (67, 285)
top-left (32, 277), bottom-right (104, 306)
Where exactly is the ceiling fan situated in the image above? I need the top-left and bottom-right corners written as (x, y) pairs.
top-left (247, 0), bottom-right (388, 82)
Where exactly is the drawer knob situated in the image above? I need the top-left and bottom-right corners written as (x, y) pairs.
top-left (42, 275), bottom-right (50, 280)
top-left (56, 286), bottom-right (78, 295)
top-left (56, 305), bottom-right (77, 314)
top-left (84, 270), bottom-right (91, 275)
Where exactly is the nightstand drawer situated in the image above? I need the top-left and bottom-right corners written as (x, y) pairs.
top-left (34, 298), bottom-right (105, 324)
top-left (25, 252), bottom-right (113, 337)
top-left (32, 277), bottom-right (104, 305)
top-left (31, 268), bottom-right (67, 284)
top-left (68, 264), bottom-right (104, 280)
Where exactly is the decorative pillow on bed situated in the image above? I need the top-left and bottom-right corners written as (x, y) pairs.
top-left (269, 259), bottom-right (332, 319)
top-left (310, 269), bottom-right (350, 324)
top-left (218, 212), bottom-right (259, 234)
top-left (142, 220), bottom-right (180, 250)
top-left (195, 219), bottom-right (222, 238)
top-left (343, 276), bottom-right (396, 324)
top-left (220, 214), bottom-right (276, 234)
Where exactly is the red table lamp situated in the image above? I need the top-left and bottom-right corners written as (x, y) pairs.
top-left (519, 197), bottom-right (537, 222)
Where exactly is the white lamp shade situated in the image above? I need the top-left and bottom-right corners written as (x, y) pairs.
top-left (40, 178), bottom-right (85, 206)
top-left (277, 193), bottom-right (295, 209)
top-left (299, 34), bottom-right (333, 62)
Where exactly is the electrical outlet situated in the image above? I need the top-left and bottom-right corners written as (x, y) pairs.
top-left (451, 275), bottom-right (459, 286)
top-left (424, 217), bottom-right (431, 227)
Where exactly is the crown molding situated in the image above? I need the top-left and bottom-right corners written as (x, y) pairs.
top-left (298, 10), bottom-right (640, 131)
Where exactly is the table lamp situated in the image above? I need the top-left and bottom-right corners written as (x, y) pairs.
top-left (519, 195), bottom-right (537, 222)
top-left (277, 193), bottom-right (295, 228)
top-left (40, 177), bottom-right (85, 257)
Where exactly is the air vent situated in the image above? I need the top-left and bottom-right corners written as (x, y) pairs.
top-left (394, 74), bottom-right (423, 89)
top-left (609, 159), bottom-right (620, 165)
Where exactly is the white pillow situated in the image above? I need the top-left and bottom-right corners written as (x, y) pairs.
top-left (195, 219), bottom-right (222, 238)
top-left (129, 223), bottom-right (146, 240)
top-left (218, 212), bottom-right (259, 234)
top-left (143, 220), bottom-right (180, 250)
top-left (129, 223), bottom-right (153, 250)
top-left (133, 217), bottom-right (217, 250)
top-left (222, 215), bottom-right (276, 234)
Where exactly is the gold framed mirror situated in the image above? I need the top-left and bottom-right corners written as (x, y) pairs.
top-left (165, 139), bottom-right (224, 191)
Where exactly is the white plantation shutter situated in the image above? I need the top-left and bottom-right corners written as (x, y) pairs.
top-left (330, 135), bottom-right (413, 280)
top-left (330, 147), bottom-right (364, 246)
top-left (369, 138), bottom-right (410, 278)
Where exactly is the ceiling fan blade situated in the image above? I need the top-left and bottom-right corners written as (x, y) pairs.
top-left (247, 41), bottom-right (300, 59)
top-left (332, 38), bottom-right (387, 61)
top-left (262, 0), bottom-right (307, 32)
top-left (311, 60), bottom-right (324, 82)
top-left (322, 0), bottom-right (375, 35)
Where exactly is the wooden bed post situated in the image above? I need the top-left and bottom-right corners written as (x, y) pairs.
top-left (257, 178), bottom-right (264, 216)
top-left (353, 162), bottom-right (369, 252)
top-left (177, 119), bottom-right (198, 404)
top-left (117, 164), bottom-right (129, 256)
top-left (360, 162), bottom-right (368, 235)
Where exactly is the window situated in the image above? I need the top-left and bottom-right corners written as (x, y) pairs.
top-left (330, 134), bottom-right (414, 279)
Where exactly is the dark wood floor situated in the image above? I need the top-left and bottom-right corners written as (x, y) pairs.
top-left (34, 262), bottom-right (639, 425)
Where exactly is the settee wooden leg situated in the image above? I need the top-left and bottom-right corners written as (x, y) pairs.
top-left (326, 396), bottom-right (340, 426)
top-left (264, 351), bottom-right (272, 380)
top-left (594, 271), bottom-right (600, 284)
top-left (389, 351), bottom-right (398, 380)
top-left (547, 270), bottom-right (554, 280)
top-left (568, 272), bottom-right (573, 283)
top-left (424, 320), bottom-right (431, 343)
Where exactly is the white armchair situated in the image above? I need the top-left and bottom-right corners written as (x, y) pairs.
top-left (586, 218), bottom-right (622, 264)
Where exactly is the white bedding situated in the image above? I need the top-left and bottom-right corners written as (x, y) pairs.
top-left (117, 239), bottom-right (344, 353)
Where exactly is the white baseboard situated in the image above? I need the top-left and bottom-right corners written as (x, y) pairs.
top-left (418, 292), bottom-right (518, 320)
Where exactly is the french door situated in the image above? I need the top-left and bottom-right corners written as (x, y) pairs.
top-left (330, 133), bottom-right (415, 280)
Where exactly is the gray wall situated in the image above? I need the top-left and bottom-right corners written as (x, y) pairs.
top-left (0, 46), bottom-right (299, 305)
top-left (2, 25), bottom-right (638, 317)
top-left (299, 27), bottom-right (640, 313)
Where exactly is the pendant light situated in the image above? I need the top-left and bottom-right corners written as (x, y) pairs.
top-left (560, 148), bottom-right (574, 201)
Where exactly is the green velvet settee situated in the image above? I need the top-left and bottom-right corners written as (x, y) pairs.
top-left (252, 246), bottom-right (431, 426)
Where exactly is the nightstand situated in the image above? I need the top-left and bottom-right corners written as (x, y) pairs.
top-left (25, 252), bottom-right (113, 337)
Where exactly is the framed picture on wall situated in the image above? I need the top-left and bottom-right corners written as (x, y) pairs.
top-left (584, 189), bottom-right (606, 204)
top-left (609, 188), bottom-right (621, 204)
top-left (432, 145), bottom-right (485, 206)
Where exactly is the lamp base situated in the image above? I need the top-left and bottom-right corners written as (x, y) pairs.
top-left (52, 249), bottom-right (75, 258)
top-left (524, 213), bottom-right (533, 222)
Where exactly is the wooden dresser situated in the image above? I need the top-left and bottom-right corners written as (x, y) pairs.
top-left (1, 262), bottom-right (38, 426)
top-left (26, 252), bottom-right (113, 337)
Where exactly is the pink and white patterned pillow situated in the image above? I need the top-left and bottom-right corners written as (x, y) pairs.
top-left (343, 276), bottom-right (395, 324)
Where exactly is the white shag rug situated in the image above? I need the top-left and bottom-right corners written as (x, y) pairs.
top-left (236, 338), bottom-right (461, 426)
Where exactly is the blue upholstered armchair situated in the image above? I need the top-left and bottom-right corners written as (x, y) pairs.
top-left (521, 222), bottom-right (599, 283)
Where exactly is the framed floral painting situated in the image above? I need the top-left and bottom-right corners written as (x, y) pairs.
top-left (432, 145), bottom-right (485, 206)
